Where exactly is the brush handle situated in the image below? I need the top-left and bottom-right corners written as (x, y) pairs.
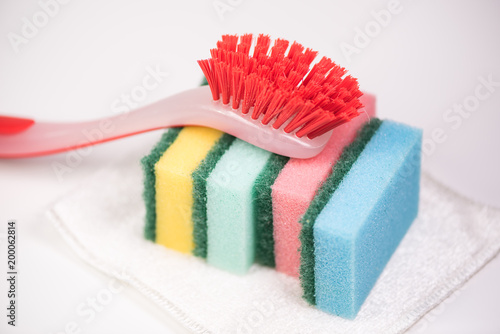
top-left (0, 86), bottom-right (331, 159)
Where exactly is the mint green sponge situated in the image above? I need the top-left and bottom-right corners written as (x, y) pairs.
top-left (206, 139), bottom-right (272, 274)
top-left (192, 134), bottom-right (235, 258)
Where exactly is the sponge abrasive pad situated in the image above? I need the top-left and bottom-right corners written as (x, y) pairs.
top-left (314, 120), bottom-right (422, 318)
top-left (207, 139), bottom-right (272, 274)
top-left (252, 154), bottom-right (289, 267)
top-left (299, 118), bottom-right (382, 305)
top-left (155, 127), bottom-right (224, 254)
top-left (272, 94), bottom-right (376, 277)
top-left (192, 134), bottom-right (236, 258)
top-left (141, 128), bottom-right (183, 241)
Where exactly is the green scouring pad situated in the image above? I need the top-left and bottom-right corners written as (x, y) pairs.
top-left (252, 154), bottom-right (290, 267)
top-left (141, 127), bottom-right (183, 241)
top-left (192, 133), bottom-right (236, 258)
top-left (299, 118), bottom-right (383, 305)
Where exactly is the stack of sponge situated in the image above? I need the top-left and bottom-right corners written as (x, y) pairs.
top-left (141, 94), bottom-right (422, 318)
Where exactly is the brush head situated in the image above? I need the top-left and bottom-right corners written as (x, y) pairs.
top-left (198, 34), bottom-right (364, 139)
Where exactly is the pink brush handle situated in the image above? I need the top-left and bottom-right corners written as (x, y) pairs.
top-left (0, 115), bottom-right (171, 158)
top-left (0, 92), bottom-right (209, 158)
top-left (0, 86), bottom-right (332, 159)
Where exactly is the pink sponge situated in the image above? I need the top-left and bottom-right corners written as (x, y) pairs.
top-left (271, 93), bottom-right (376, 277)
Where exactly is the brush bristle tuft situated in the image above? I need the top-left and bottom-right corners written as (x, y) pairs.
top-left (198, 34), bottom-right (364, 138)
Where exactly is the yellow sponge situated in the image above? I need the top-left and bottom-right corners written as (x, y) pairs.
top-left (155, 127), bottom-right (224, 253)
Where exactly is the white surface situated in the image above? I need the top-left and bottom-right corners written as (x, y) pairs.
top-left (0, 0), bottom-right (499, 333)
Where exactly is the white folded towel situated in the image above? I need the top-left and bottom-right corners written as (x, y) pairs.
top-left (47, 157), bottom-right (500, 334)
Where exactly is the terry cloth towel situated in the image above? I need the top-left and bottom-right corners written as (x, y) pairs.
top-left (47, 153), bottom-right (500, 334)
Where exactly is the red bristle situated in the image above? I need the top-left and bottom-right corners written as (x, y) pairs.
top-left (243, 57), bottom-right (257, 76)
top-left (302, 49), bottom-right (318, 67)
top-left (275, 76), bottom-right (293, 92)
top-left (306, 120), bottom-right (337, 138)
top-left (328, 87), bottom-right (349, 101)
top-left (269, 61), bottom-right (284, 82)
top-left (216, 41), bottom-right (230, 53)
top-left (289, 63), bottom-right (310, 88)
top-left (253, 34), bottom-right (271, 58)
top-left (286, 108), bottom-right (325, 136)
top-left (324, 64), bottom-right (346, 85)
top-left (307, 105), bottom-right (362, 138)
top-left (240, 33), bottom-right (253, 44)
top-left (302, 57), bottom-right (334, 87)
top-left (257, 65), bottom-right (272, 81)
top-left (320, 83), bottom-right (342, 99)
top-left (238, 34), bottom-right (253, 55)
top-left (300, 82), bottom-right (322, 100)
top-left (215, 61), bottom-right (231, 105)
top-left (261, 90), bottom-right (288, 125)
top-left (328, 98), bottom-right (346, 115)
top-left (263, 54), bottom-right (278, 71)
top-left (255, 53), bottom-right (268, 68)
top-left (221, 34), bottom-right (238, 52)
top-left (232, 51), bottom-right (247, 68)
top-left (227, 51), bottom-right (236, 67)
top-left (323, 97), bottom-right (347, 113)
top-left (317, 57), bottom-right (335, 72)
top-left (311, 93), bottom-right (331, 110)
top-left (241, 74), bottom-right (259, 114)
top-left (198, 34), bottom-right (364, 138)
top-left (343, 98), bottom-right (364, 114)
top-left (351, 89), bottom-right (363, 100)
top-left (237, 52), bottom-right (249, 70)
top-left (197, 59), bottom-right (219, 100)
top-left (280, 58), bottom-right (293, 77)
top-left (295, 112), bottom-right (332, 137)
top-left (210, 48), bottom-right (220, 60)
top-left (323, 75), bottom-right (342, 89)
top-left (238, 44), bottom-right (251, 56)
top-left (283, 102), bottom-right (316, 133)
top-left (252, 84), bottom-right (273, 119)
top-left (295, 62), bottom-right (310, 77)
top-left (287, 70), bottom-right (304, 88)
top-left (232, 69), bottom-right (244, 109)
top-left (272, 96), bottom-right (303, 129)
top-left (307, 115), bottom-right (350, 138)
top-left (337, 75), bottom-right (359, 92)
top-left (287, 42), bottom-right (304, 61)
top-left (270, 39), bottom-right (289, 59)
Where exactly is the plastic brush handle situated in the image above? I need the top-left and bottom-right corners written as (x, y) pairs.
top-left (0, 86), bottom-right (332, 159)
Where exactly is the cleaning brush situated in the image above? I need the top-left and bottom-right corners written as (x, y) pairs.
top-left (0, 34), bottom-right (364, 159)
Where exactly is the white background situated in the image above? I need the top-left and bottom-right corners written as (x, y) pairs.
top-left (0, 0), bottom-right (499, 333)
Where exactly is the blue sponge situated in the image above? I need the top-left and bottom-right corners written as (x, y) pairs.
top-left (314, 120), bottom-right (422, 319)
